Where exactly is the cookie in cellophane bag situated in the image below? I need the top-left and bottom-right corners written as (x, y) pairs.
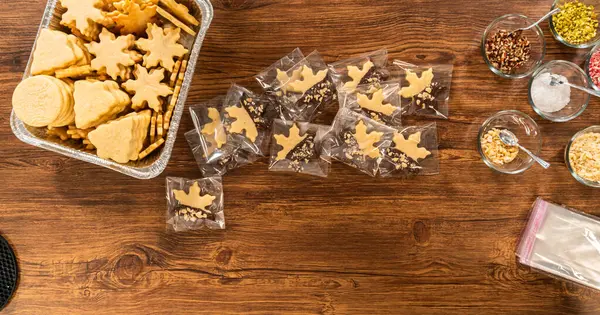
top-left (340, 82), bottom-right (402, 129)
top-left (188, 96), bottom-right (258, 177)
top-left (328, 49), bottom-right (391, 95)
top-left (325, 108), bottom-right (395, 177)
top-left (269, 119), bottom-right (331, 177)
top-left (378, 123), bottom-right (440, 178)
top-left (256, 49), bottom-right (335, 122)
top-left (185, 129), bottom-right (258, 177)
top-left (222, 84), bottom-right (275, 155)
top-left (393, 60), bottom-right (453, 119)
top-left (166, 177), bottom-right (225, 232)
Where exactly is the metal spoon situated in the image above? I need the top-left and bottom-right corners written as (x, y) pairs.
top-left (499, 130), bottom-right (550, 169)
top-left (513, 8), bottom-right (561, 33)
top-left (549, 74), bottom-right (600, 98)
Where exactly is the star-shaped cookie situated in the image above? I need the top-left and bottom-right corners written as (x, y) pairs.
top-left (122, 65), bottom-right (173, 111)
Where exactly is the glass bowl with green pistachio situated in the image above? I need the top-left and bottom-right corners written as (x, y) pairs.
top-left (550, 0), bottom-right (600, 48)
top-left (482, 14), bottom-right (546, 79)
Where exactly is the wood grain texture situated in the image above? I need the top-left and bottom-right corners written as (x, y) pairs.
top-left (1, 0), bottom-right (600, 314)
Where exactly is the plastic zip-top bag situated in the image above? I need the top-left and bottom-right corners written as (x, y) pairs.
top-left (392, 60), bottom-right (453, 119)
top-left (517, 198), bottom-right (600, 291)
top-left (328, 49), bottom-right (391, 95)
top-left (269, 119), bottom-right (331, 177)
top-left (188, 96), bottom-right (258, 177)
top-left (166, 177), bottom-right (225, 232)
top-left (379, 123), bottom-right (440, 177)
top-left (256, 49), bottom-right (336, 122)
top-left (325, 108), bottom-right (395, 177)
top-left (340, 82), bottom-right (402, 128)
top-left (221, 84), bottom-right (275, 155)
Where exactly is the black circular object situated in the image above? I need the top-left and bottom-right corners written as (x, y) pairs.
top-left (0, 235), bottom-right (17, 310)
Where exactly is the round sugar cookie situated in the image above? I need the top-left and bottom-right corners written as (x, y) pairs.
top-left (48, 78), bottom-right (75, 127)
top-left (12, 75), bottom-right (67, 127)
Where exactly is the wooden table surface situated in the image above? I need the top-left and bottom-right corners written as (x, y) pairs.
top-left (2, 0), bottom-right (600, 314)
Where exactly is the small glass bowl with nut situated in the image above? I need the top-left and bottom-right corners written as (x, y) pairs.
top-left (482, 14), bottom-right (546, 79)
top-left (478, 110), bottom-right (543, 174)
top-left (550, 0), bottom-right (600, 49)
top-left (565, 126), bottom-right (600, 187)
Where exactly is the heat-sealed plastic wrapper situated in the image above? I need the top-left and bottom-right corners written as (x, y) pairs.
top-left (392, 60), bottom-right (453, 119)
top-left (256, 49), bottom-right (335, 122)
top-left (222, 84), bottom-right (274, 155)
top-left (188, 97), bottom-right (257, 177)
top-left (340, 82), bottom-right (402, 128)
top-left (269, 119), bottom-right (331, 177)
top-left (379, 123), bottom-right (439, 177)
top-left (166, 177), bottom-right (225, 232)
top-left (325, 108), bottom-right (395, 177)
top-left (185, 129), bottom-right (258, 177)
top-left (328, 49), bottom-right (391, 95)
top-left (517, 198), bottom-right (600, 291)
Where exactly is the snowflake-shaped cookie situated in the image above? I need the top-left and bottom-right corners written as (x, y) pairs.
top-left (87, 28), bottom-right (138, 80)
top-left (122, 64), bottom-right (173, 111)
top-left (135, 23), bottom-right (188, 72)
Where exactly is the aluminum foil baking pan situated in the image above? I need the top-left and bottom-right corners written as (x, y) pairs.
top-left (10, 0), bottom-right (213, 179)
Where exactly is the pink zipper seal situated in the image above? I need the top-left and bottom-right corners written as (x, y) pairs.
top-left (517, 198), bottom-right (549, 264)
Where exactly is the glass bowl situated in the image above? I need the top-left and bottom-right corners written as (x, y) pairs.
top-left (482, 14), bottom-right (546, 79)
top-left (550, 0), bottom-right (600, 49)
top-left (565, 126), bottom-right (600, 187)
top-left (528, 60), bottom-right (590, 122)
top-left (584, 43), bottom-right (600, 90)
top-left (478, 110), bottom-right (543, 174)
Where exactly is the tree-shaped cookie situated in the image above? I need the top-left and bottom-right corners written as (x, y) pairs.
top-left (135, 23), bottom-right (189, 72)
top-left (106, 0), bottom-right (158, 36)
top-left (392, 131), bottom-right (431, 161)
top-left (356, 89), bottom-right (397, 116)
top-left (122, 65), bottom-right (173, 111)
top-left (399, 68), bottom-right (434, 98)
top-left (273, 123), bottom-right (307, 161)
top-left (287, 65), bottom-right (328, 94)
top-left (173, 182), bottom-right (215, 211)
top-left (224, 106), bottom-right (258, 142)
top-left (353, 120), bottom-right (384, 159)
top-left (344, 60), bottom-right (374, 91)
top-left (60, 0), bottom-right (107, 40)
top-left (87, 28), bottom-right (138, 80)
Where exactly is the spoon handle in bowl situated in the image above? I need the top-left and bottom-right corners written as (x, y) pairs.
top-left (520, 8), bottom-right (561, 31)
top-left (519, 145), bottom-right (551, 169)
top-left (566, 82), bottom-right (600, 98)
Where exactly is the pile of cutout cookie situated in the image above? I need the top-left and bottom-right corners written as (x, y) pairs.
top-left (11, 0), bottom-right (200, 163)
top-left (172, 49), bottom-right (450, 230)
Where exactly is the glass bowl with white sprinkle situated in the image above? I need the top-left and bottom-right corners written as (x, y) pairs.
top-left (478, 110), bottom-right (543, 174)
top-left (528, 60), bottom-right (590, 122)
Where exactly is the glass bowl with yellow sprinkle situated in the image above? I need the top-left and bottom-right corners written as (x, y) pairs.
top-left (478, 110), bottom-right (543, 174)
top-left (565, 126), bottom-right (600, 187)
top-left (550, 0), bottom-right (600, 48)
